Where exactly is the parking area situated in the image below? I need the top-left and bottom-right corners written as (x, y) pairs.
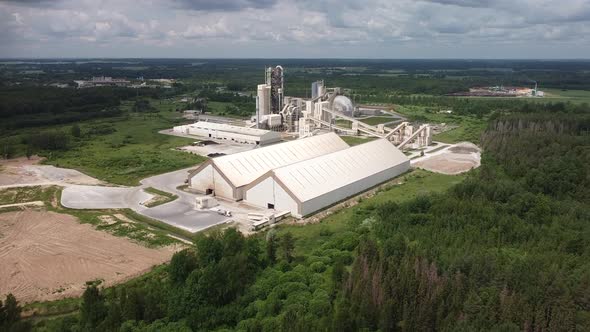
top-left (61, 185), bottom-right (150, 210)
top-left (60, 167), bottom-right (254, 233)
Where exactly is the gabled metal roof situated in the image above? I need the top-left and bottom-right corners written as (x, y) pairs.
top-left (272, 139), bottom-right (409, 202)
top-left (213, 132), bottom-right (349, 188)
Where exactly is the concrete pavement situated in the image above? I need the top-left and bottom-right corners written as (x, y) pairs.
top-left (61, 167), bottom-right (227, 233)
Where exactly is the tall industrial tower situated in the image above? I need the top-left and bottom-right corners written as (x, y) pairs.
top-left (266, 65), bottom-right (283, 114)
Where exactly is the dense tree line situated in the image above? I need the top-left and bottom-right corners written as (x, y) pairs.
top-left (0, 293), bottom-right (27, 331)
top-left (0, 87), bottom-right (161, 130)
top-left (384, 94), bottom-right (589, 118)
top-left (334, 114), bottom-right (590, 331)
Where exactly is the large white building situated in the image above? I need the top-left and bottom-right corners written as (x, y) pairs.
top-left (243, 139), bottom-right (410, 218)
top-left (257, 84), bottom-right (271, 117)
top-left (188, 132), bottom-right (349, 200)
top-left (173, 121), bottom-right (281, 146)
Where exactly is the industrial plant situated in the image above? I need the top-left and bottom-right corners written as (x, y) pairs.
top-left (255, 66), bottom-right (433, 149)
top-left (449, 83), bottom-right (545, 97)
top-left (172, 65), bottom-right (435, 221)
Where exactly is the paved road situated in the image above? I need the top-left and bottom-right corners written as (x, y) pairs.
top-left (61, 168), bottom-right (226, 233)
top-left (61, 185), bottom-right (149, 209)
top-left (138, 168), bottom-right (226, 232)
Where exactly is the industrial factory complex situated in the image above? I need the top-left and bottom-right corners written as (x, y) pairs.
top-left (169, 65), bottom-right (439, 224)
top-left (39, 64), bottom-right (481, 237)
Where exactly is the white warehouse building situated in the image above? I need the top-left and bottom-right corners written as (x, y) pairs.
top-left (243, 139), bottom-right (410, 218)
top-left (187, 133), bottom-right (349, 201)
top-left (173, 121), bottom-right (281, 146)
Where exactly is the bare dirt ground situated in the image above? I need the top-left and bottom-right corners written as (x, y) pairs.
top-left (0, 210), bottom-right (178, 303)
top-left (413, 142), bottom-right (481, 175)
top-left (0, 156), bottom-right (103, 187)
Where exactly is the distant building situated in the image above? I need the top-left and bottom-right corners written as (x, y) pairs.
top-left (75, 76), bottom-right (130, 88)
top-left (173, 121), bottom-right (281, 146)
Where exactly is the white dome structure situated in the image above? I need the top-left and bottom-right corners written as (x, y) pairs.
top-left (331, 95), bottom-right (355, 117)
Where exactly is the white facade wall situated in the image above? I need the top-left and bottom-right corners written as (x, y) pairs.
top-left (299, 161), bottom-right (409, 217)
top-left (187, 127), bottom-right (259, 144)
top-left (173, 125), bottom-right (190, 134)
top-left (257, 84), bottom-right (271, 116)
top-left (213, 168), bottom-right (234, 199)
top-left (244, 159), bottom-right (410, 218)
top-left (176, 123), bottom-right (280, 145)
top-left (189, 164), bottom-right (213, 191)
top-left (244, 177), bottom-right (300, 217)
top-left (189, 164), bottom-right (235, 199)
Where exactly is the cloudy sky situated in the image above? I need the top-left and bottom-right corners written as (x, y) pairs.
top-left (1, 0), bottom-right (589, 58)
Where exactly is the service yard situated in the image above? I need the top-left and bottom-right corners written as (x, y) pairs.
top-left (0, 210), bottom-right (179, 303)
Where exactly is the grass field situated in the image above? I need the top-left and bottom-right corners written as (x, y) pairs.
top-left (434, 120), bottom-right (486, 144)
top-left (335, 119), bottom-right (352, 129)
top-left (143, 187), bottom-right (178, 208)
top-left (395, 105), bottom-right (487, 144)
top-left (39, 100), bottom-right (206, 186)
top-left (458, 88), bottom-right (590, 105)
top-left (271, 169), bottom-right (467, 256)
top-left (540, 88), bottom-right (590, 104)
top-left (0, 185), bottom-right (59, 205)
top-left (0, 99), bottom-right (206, 186)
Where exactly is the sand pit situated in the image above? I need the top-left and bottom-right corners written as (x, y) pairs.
top-left (0, 156), bottom-right (102, 187)
top-left (0, 210), bottom-right (178, 303)
top-left (414, 142), bottom-right (481, 175)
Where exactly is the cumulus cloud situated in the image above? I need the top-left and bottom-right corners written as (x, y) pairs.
top-left (171, 0), bottom-right (278, 11)
top-left (0, 0), bottom-right (589, 57)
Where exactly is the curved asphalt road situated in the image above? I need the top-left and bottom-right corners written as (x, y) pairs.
top-left (61, 167), bottom-right (226, 233)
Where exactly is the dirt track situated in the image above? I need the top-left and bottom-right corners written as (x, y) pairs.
top-left (0, 210), bottom-right (177, 303)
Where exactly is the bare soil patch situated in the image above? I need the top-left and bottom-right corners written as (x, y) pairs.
top-left (0, 156), bottom-right (102, 187)
top-left (414, 142), bottom-right (481, 175)
top-left (0, 210), bottom-right (177, 303)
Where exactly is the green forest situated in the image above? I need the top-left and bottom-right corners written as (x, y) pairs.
top-left (5, 111), bottom-right (582, 331)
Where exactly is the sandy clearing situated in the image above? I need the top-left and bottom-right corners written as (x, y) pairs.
top-left (0, 210), bottom-right (178, 303)
top-left (413, 142), bottom-right (481, 175)
top-left (0, 156), bottom-right (102, 187)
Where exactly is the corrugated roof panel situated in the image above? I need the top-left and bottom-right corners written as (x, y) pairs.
top-left (273, 139), bottom-right (410, 202)
top-left (212, 132), bottom-right (349, 187)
